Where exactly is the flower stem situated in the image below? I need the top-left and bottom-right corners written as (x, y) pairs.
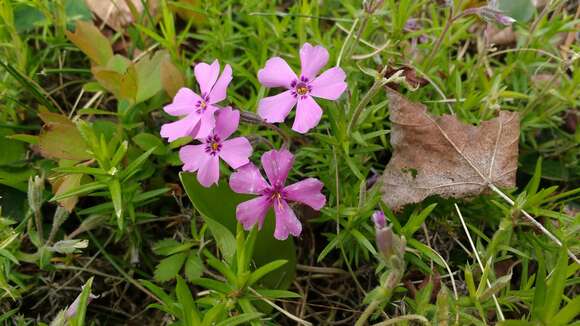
top-left (346, 66), bottom-right (397, 135)
top-left (355, 299), bottom-right (382, 326)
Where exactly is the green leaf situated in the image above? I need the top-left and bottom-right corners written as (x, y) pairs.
top-left (70, 277), bottom-right (94, 326)
top-left (133, 133), bottom-right (165, 155)
top-left (553, 295), bottom-right (580, 325)
top-left (403, 203), bottom-right (437, 237)
top-left (153, 239), bottom-right (193, 256)
top-left (179, 172), bottom-right (296, 290)
top-left (0, 128), bottom-right (26, 166)
top-left (184, 251), bottom-right (203, 281)
top-left (50, 181), bottom-right (106, 201)
top-left (479, 272), bottom-right (512, 301)
top-left (351, 229), bottom-right (377, 256)
top-left (248, 260), bottom-right (287, 286)
top-left (0, 248), bottom-right (19, 265)
top-left (498, 0), bottom-right (535, 23)
top-left (190, 277), bottom-right (233, 293)
top-left (544, 247), bottom-right (570, 319)
top-left (120, 147), bottom-right (157, 181)
top-left (215, 313), bottom-right (263, 326)
top-left (109, 179), bottom-right (123, 229)
top-left (135, 51), bottom-right (166, 103)
top-left (38, 109), bottom-right (91, 161)
top-left (497, 321), bottom-right (532, 326)
top-left (66, 20), bottom-right (113, 66)
top-left (176, 276), bottom-right (201, 326)
top-left (254, 289), bottom-right (301, 299)
top-left (531, 251), bottom-right (547, 320)
top-left (204, 215), bottom-right (237, 264)
top-left (154, 252), bottom-right (188, 282)
top-left (139, 280), bottom-right (175, 306)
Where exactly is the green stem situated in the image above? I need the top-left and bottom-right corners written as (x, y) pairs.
top-left (355, 299), bottom-right (382, 326)
top-left (346, 67), bottom-right (389, 135)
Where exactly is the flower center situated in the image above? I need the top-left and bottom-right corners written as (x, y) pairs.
top-left (290, 77), bottom-right (312, 99)
top-left (296, 84), bottom-right (309, 96)
top-left (196, 94), bottom-right (210, 113)
top-left (204, 135), bottom-right (222, 155)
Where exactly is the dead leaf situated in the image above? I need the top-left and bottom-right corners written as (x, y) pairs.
top-left (85, 0), bottom-right (158, 32)
top-left (66, 20), bottom-right (113, 66)
top-left (38, 108), bottom-right (91, 161)
top-left (160, 56), bottom-right (185, 98)
top-left (51, 174), bottom-right (83, 212)
top-left (381, 90), bottom-right (519, 210)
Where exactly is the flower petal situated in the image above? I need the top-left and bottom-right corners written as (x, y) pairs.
top-left (229, 163), bottom-right (269, 195)
top-left (257, 57), bottom-right (297, 89)
top-left (261, 149), bottom-right (293, 187)
top-left (160, 113), bottom-right (200, 142)
top-left (194, 60), bottom-right (220, 96)
top-left (163, 88), bottom-right (200, 116)
top-left (236, 195), bottom-right (271, 230)
top-left (209, 64), bottom-right (232, 104)
top-left (284, 178), bottom-right (326, 210)
top-left (197, 154), bottom-right (220, 187)
top-left (310, 67), bottom-right (347, 100)
top-left (299, 43), bottom-right (329, 80)
top-left (291, 95), bottom-right (323, 134)
top-left (257, 90), bottom-right (297, 123)
top-left (179, 144), bottom-right (206, 172)
top-left (219, 137), bottom-right (252, 169)
top-left (273, 199), bottom-right (302, 240)
top-left (192, 106), bottom-right (218, 139)
top-left (214, 107), bottom-right (239, 139)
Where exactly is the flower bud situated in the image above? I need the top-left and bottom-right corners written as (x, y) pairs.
top-left (372, 210), bottom-right (406, 268)
top-left (28, 175), bottom-right (44, 213)
top-left (478, 7), bottom-right (516, 26)
top-left (372, 210), bottom-right (386, 229)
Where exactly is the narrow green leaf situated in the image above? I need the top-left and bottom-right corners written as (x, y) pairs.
top-left (215, 312), bottom-right (263, 326)
top-left (248, 260), bottom-right (288, 286)
top-left (50, 182), bottom-right (106, 201)
top-left (403, 203), bottom-right (437, 237)
top-left (176, 276), bottom-right (200, 326)
top-left (109, 179), bottom-right (123, 229)
top-left (71, 277), bottom-right (94, 326)
top-left (544, 247), bottom-right (569, 319)
top-left (552, 295), bottom-right (580, 325)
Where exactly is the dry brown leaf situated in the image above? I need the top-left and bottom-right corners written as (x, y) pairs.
top-left (85, 0), bottom-right (158, 32)
top-left (51, 174), bottom-right (83, 212)
top-left (381, 90), bottom-right (520, 210)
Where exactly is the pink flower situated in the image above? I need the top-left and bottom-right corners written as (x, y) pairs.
top-left (161, 60), bottom-right (232, 142)
top-left (180, 107), bottom-right (252, 187)
top-left (229, 149), bottom-right (326, 240)
top-left (257, 43), bottom-right (347, 134)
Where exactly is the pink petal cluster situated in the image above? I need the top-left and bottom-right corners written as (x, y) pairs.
top-left (161, 60), bottom-right (232, 141)
top-left (257, 43), bottom-right (347, 133)
top-left (180, 107), bottom-right (252, 187)
top-left (229, 149), bottom-right (326, 240)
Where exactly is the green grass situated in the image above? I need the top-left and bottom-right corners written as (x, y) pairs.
top-left (0, 0), bottom-right (579, 325)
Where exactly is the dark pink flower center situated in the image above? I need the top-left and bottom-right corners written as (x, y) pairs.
top-left (263, 184), bottom-right (287, 208)
top-left (204, 135), bottom-right (222, 155)
top-left (290, 76), bottom-right (312, 99)
top-left (196, 94), bottom-right (210, 114)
